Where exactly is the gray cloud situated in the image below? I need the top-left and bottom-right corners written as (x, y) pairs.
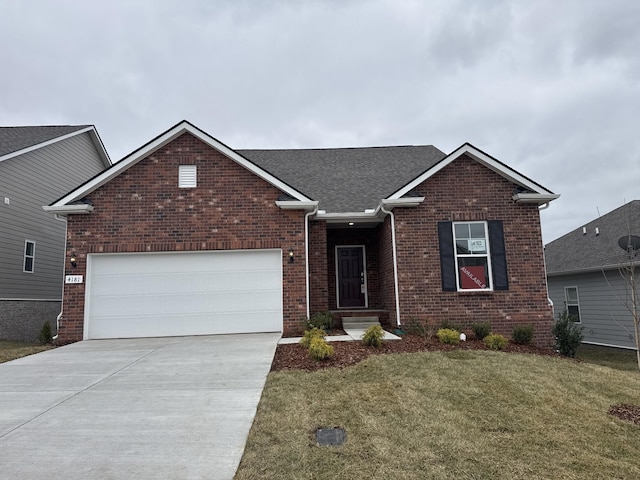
top-left (1, 0), bottom-right (638, 243)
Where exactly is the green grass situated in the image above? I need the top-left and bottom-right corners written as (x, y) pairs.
top-left (577, 344), bottom-right (639, 372)
top-left (236, 351), bottom-right (640, 479)
top-left (0, 340), bottom-right (54, 363)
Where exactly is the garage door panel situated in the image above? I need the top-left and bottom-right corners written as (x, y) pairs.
top-left (86, 250), bottom-right (283, 339)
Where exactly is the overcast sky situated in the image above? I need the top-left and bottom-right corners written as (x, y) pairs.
top-left (1, 0), bottom-right (639, 243)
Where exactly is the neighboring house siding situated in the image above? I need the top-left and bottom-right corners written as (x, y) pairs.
top-left (0, 132), bottom-right (105, 300)
top-left (394, 155), bottom-right (553, 346)
top-left (548, 271), bottom-right (637, 349)
top-left (58, 133), bottom-right (308, 343)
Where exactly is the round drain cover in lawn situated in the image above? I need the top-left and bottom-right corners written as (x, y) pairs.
top-left (316, 427), bottom-right (346, 446)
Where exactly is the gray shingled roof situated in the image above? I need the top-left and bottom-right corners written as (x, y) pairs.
top-left (0, 125), bottom-right (90, 158)
top-left (238, 145), bottom-right (446, 213)
top-left (545, 200), bottom-right (640, 275)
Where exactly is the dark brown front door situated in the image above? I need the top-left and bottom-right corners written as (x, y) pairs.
top-left (337, 246), bottom-right (366, 308)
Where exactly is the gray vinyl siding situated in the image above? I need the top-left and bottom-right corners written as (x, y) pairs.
top-left (548, 271), bottom-right (637, 349)
top-left (0, 132), bottom-right (106, 300)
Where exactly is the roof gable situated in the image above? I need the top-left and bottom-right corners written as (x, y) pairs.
top-left (48, 120), bottom-right (312, 208)
top-left (388, 143), bottom-right (557, 203)
top-left (0, 125), bottom-right (111, 166)
top-left (545, 201), bottom-right (640, 275)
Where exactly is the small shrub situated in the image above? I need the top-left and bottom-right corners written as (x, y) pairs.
top-left (513, 324), bottom-right (535, 345)
top-left (472, 322), bottom-right (491, 340)
top-left (439, 319), bottom-right (460, 331)
top-left (362, 325), bottom-right (385, 348)
top-left (39, 321), bottom-right (52, 345)
top-left (308, 336), bottom-right (334, 360)
top-left (437, 328), bottom-right (460, 345)
top-left (408, 318), bottom-right (436, 341)
top-left (306, 311), bottom-right (334, 331)
top-left (552, 310), bottom-right (583, 357)
top-left (484, 333), bottom-right (508, 350)
top-left (299, 327), bottom-right (325, 348)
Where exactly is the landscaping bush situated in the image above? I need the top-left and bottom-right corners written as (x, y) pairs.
top-left (513, 324), bottom-right (535, 345)
top-left (439, 319), bottom-right (460, 331)
top-left (484, 333), bottom-right (508, 350)
top-left (408, 317), bottom-right (436, 341)
top-left (471, 321), bottom-right (491, 340)
top-left (362, 325), bottom-right (385, 348)
top-left (306, 311), bottom-right (334, 331)
top-left (308, 336), bottom-right (334, 360)
top-left (552, 310), bottom-right (584, 357)
top-left (299, 327), bottom-right (325, 348)
top-left (437, 328), bottom-right (460, 345)
top-left (39, 321), bottom-right (52, 345)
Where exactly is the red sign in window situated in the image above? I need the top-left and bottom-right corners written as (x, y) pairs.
top-left (459, 265), bottom-right (487, 289)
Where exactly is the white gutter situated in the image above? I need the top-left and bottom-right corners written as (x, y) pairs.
top-left (52, 214), bottom-right (68, 341)
top-left (379, 200), bottom-right (416, 327)
top-left (43, 204), bottom-right (94, 215)
top-left (304, 204), bottom-right (319, 318)
top-left (276, 200), bottom-right (319, 319)
top-left (512, 193), bottom-right (560, 204)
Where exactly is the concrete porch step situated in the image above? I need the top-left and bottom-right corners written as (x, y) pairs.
top-left (341, 316), bottom-right (380, 330)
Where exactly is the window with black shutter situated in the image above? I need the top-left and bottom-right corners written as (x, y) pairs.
top-left (438, 220), bottom-right (509, 291)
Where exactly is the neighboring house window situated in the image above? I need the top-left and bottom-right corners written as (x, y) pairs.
top-left (438, 220), bottom-right (509, 292)
top-left (23, 240), bottom-right (35, 273)
top-left (564, 286), bottom-right (581, 322)
top-left (179, 165), bottom-right (197, 188)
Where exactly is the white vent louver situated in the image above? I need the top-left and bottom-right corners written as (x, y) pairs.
top-left (179, 165), bottom-right (197, 188)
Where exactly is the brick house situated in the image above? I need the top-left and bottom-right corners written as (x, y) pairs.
top-left (45, 120), bottom-right (559, 345)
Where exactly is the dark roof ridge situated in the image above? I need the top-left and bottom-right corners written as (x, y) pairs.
top-left (239, 144), bottom-right (439, 152)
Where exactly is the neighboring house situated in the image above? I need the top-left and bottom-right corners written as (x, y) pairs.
top-left (0, 126), bottom-right (111, 341)
top-left (45, 120), bottom-right (559, 346)
top-left (545, 201), bottom-right (640, 350)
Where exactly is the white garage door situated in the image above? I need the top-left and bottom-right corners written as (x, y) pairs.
top-left (85, 249), bottom-right (283, 339)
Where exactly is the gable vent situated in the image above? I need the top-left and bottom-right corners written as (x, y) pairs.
top-left (179, 165), bottom-right (197, 188)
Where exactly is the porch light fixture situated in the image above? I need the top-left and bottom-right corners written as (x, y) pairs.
top-left (348, 222), bottom-right (355, 226)
top-left (70, 254), bottom-right (77, 268)
top-left (288, 248), bottom-right (294, 263)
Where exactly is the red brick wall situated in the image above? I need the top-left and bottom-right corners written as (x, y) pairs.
top-left (308, 220), bottom-right (328, 316)
top-left (377, 216), bottom-right (398, 323)
top-left (393, 155), bottom-right (553, 347)
top-left (59, 133), bottom-right (307, 343)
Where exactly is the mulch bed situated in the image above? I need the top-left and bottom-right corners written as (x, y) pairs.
top-left (271, 333), bottom-right (558, 372)
top-left (608, 404), bottom-right (640, 427)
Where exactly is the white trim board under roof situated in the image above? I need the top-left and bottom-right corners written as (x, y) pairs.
top-left (0, 125), bottom-right (111, 167)
top-left (388, 143), bottom-right (559, 205)
top-left (46, 120), bottom-right (312, 214)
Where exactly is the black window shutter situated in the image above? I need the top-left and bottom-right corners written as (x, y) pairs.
top-left (438, 222), bottom-right (457, 291)
top-left (488, 220), bottom-right (509, 290)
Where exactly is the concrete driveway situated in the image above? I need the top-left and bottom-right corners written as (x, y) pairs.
top-left (0, 333), bottom-right (280, 480)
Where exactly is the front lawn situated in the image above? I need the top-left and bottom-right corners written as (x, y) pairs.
top-left (236, 350), bottom-right (640, 479)
top-left (0, 340), bottom-right (54, 364)
top-left (577, 343), bottom-right (638, 372)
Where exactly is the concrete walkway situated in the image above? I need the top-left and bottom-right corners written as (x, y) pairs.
top-left (0, 333), bottom-right (280, 480)
top-left (278, 328), bottom-right (401, 344)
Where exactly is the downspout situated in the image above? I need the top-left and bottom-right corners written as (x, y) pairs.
top-left (380, 204), bottom-right (401, 327)
top-left (52, 214), bottom-right (68, 341)
top-left (304, 204), bottom-right (319, 319)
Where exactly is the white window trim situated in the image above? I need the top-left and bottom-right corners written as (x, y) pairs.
top-left (335, 245), bottom-right (368, 308)
top-left (178, 165), bottom-right (197, 188)
top-left (452, 221), bottom-right (493, 291)
top-left (23, 240), bottom-right (35, 273)
top-left (564, 286), bottom-right (581, 323)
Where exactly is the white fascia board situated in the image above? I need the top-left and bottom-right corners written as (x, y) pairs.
top-left (381, 197), bottom-right (425, 209)
top-left (42, 204), bottom-right (94, 215)
top-left (512, 193), bottom-right (561, 204)
top-left (275, 200), bottom-right (319, 211)
top-left (316, 211), bottom-right (384, 223)
top-left (50, 121), bottom-right (312, 208)
top-left (389, 144), bottom-right (556, 199)
top-left (0, 126), bottom-right (98, 164)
